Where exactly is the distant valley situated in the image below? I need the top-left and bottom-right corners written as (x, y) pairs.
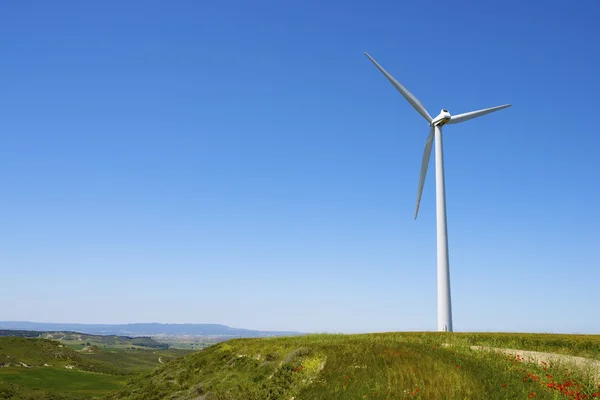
top-left (0, 321), bottom-right (303, 338)
top-left (0, 323), bottom-right (305, 399)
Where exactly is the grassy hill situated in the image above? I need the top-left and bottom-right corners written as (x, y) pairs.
top-left (108, 332), bottom-right (600, 400)
top-left (0, 380), bottom-right (85, 399)
top-left (0, 337), bottom-right (175, 375)
top-left (0, 330), bottom-right (168, 350)
top-left (0, 337), bottom-right (191, 399)
top-left (0, 337), bottom-right (104, 371)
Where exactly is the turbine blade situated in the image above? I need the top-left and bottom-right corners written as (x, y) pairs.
top-left (447, 104), bottom-right (511, 124)
top-left (364, 52), bottom-right (432, 123)
top-left (415, 126), bottom-right (435, 219)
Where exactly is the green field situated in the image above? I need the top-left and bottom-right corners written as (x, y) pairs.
top-left (154, 338), bottom-right (222, 350)
top-left (109, 332), bottom-right (600, 400)
top-left (0, 336), bottom-right (192, 399)
top-left (0, 368), bottom-right (128, 397)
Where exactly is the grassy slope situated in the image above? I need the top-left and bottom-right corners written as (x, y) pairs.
top-left (0, 338), bottom-right (102, 371)
top-left (0, 368), bottom-right (128, 397)
top-left (109, 332), bottom-right (600, 400)
top-left (0, 337), bottom-right (191, 399)
top-left (0, 380), bottom-right (84, 400)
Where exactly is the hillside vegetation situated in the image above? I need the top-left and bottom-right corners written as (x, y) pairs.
top-left (0, 380), bottom-right (84, 400)
top-left (0, 337), bottom-right (191, 399)
top-left (109, 332), bottom-right (600, 400)
top-left (0, 337), bottom-right (171, 375)
top-left (0, 337), bottom-right (109, 373)
top-left (0, 331), bottom-right (168, 350)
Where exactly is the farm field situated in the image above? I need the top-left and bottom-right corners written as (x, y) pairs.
top-left (153, 337), bottom-right (224, 350)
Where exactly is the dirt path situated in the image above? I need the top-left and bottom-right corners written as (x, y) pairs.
top-left (469, 345), bottom-right (600, 382)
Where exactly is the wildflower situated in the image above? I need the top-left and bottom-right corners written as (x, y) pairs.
top-left (501, 383), bottom-right (506, 387)
top-left (528, 391), bottom-right (536, 398)
top-left (456, 365), bottom-right (461, 369)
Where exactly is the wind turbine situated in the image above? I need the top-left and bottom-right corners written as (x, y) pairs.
top-left (364, 52), bottom-right (510, 332)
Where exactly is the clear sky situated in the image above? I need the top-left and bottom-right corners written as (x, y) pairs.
top-left (1, 0), bottom-right (599, 334)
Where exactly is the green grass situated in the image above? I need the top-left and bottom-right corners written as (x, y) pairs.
top-left (48, 334), bottom-right (168, 351)
top-left (0, 337), bottom-right (191, 374)
top-left (0, 337), bottom-right (193, 399)
top-left (108, 332), bottom-right (600, 400)
top-left (0, 368), bottom-right (128, 397)
top-left (439, 332), bottom-right (600, 360)
top-left (0, 330), bottom-right (170, 351)
top-left (156, 340), bottom-right (219, 350)
top-left (84, 348), bottom-right (192, 374)
top-left (0, 380), bottom-right (83, 399)
top-left (0, 338), bottom-right (84, 368)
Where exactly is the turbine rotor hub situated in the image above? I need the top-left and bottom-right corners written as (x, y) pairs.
top-left (432, 109), bottom-right (452, 126)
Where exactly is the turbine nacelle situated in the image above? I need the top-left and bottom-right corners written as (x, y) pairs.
top-left (431, 109), bottom-right (451, 126)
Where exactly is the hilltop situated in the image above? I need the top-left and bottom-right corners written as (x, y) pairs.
top-left (108, 332), bottom-right (600, 400)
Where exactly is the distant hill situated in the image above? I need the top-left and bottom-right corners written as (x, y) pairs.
top-left (0, 336), bottom-right (120, 374)
top-left (0, 321), bottom-right (302, 338)
top-left (0, 330), bottom-right (169, 349)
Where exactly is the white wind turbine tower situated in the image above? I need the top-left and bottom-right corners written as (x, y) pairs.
top-left (364, 52), bottom-right (511, 332)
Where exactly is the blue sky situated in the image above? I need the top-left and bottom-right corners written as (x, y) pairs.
top-left (1, 0), bottom-right (599, 334)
